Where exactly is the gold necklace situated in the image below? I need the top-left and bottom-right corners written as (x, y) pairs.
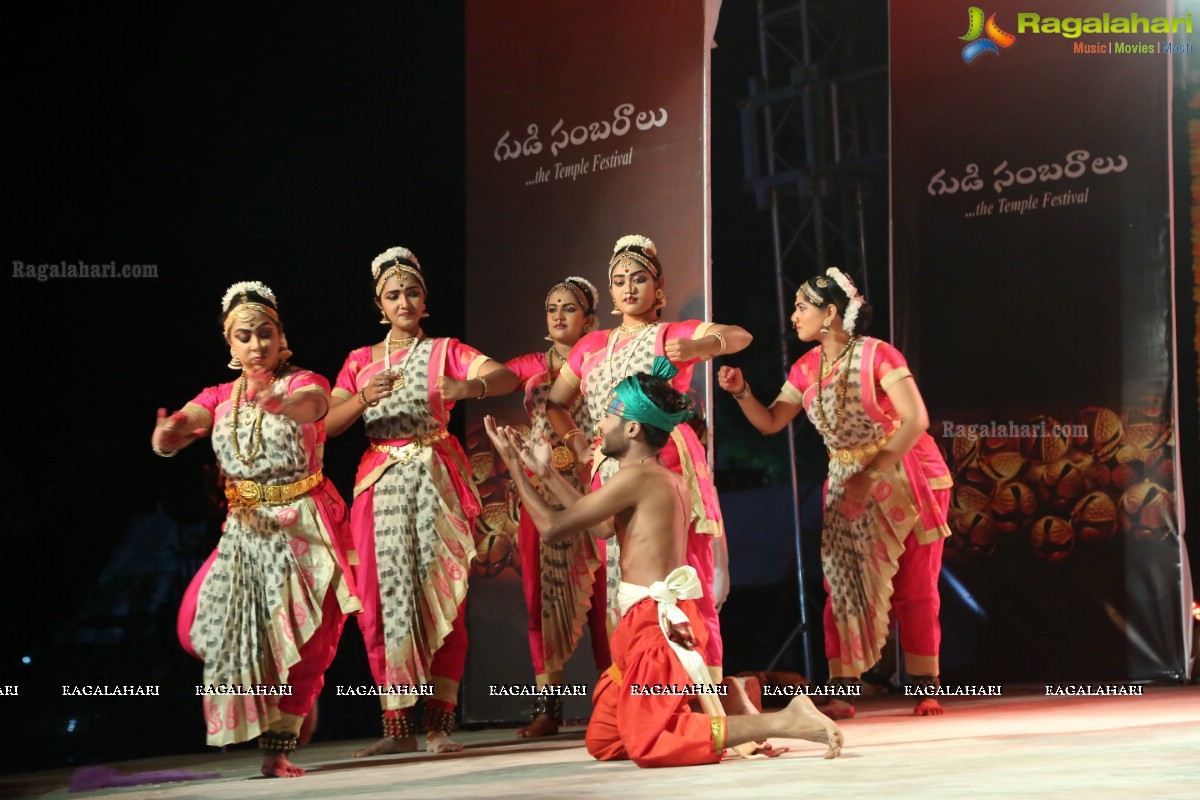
top-left (814, 336), bottom-right (857, 436)
top-left (819, 340), bottom-right (853, 379)
top-left (384, 335), bottom-right (422, 390)
top-left (230, 373), bottom-right (267, 465)
top-left (388, 335), bottom-right (418, 349)
top-left (617, 320), bottom-right (655, 335)
top-left (544, 347), bottom-right (559, 388)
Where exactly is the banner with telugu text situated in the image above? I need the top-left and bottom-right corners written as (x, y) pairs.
top-left (462, 0), bottom-right (711, 721)
top-left (891, 0), bottom-right (1189, 681)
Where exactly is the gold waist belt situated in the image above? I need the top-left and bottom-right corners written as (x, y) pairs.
top-left (828, 424), bottom-right (899, 465)
top-left (225, 470), bottom-right (323, 508)
top-left (369, 429), bottom-right (449, 464)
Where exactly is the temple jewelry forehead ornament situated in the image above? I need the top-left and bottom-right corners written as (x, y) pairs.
top-left (371, 246), bottom-right (427, 296)
top-left (609, 234), bottom-right (659, 279)
top-left (221, 281), bottom-right (280, 334)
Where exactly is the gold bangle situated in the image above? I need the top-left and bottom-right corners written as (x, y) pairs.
top-left (477, 375), bottom-right (489, 400)
top-left (152, 444), bottom-right (178, 458)
top-left (563, 428), bottom-right (582, 444)
top-left (709, 331), bottom-right (727, 357)
top-left (732, 382), bottom-right (751, 400)
top-left (359, 388), bottom-right (378, 408)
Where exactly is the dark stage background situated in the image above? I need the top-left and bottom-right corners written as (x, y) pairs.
top-left (0, 0), bottom-right (1195, 777)
top-left (0, 1), bottom-right (782, 773)
top-left (891, 0), bottom-right (1190, 681)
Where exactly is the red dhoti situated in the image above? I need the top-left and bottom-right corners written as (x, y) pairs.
top-left (586, 593), bottom-right (723, 768)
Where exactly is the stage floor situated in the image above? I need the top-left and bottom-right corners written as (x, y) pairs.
top-left (5, 685), bottom-right (1198, 799)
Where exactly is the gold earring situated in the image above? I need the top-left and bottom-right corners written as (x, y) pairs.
top-left (420, 310), bottom-right (430, 319)
top-left (227, 347), bottom-right (242, 370)
top-left (654, 288), bottom-right (666, 310)
top-left (611, 305), bottom-right (621, 315)
top-left (379, 309), bottom-right (389, 325)
top-left (820, 317), bottom-right (832, 336)
top-left (544, 334), bottom-right (553, 341)
top-left (279, 335), bottom-right (293, 363)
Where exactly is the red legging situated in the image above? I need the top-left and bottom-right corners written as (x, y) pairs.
top-left (823, 489), bottom-right (950, 674)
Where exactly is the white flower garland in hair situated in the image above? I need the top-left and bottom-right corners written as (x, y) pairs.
top-left (613, 234), bottom-right (656, 256)
top-left (371, 246), bottom-right (420, 278)
top-left (566, 275), bottom-right (599, 304)
top-left (825, 267), bottom-right (864, 334)
top-left (221, 280), bottom-right (276, 311)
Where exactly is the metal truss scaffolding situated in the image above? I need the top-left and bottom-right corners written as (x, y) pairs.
top-left (739, 0), bottom-right (889, 680)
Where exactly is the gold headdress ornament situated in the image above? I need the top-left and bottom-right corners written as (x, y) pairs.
top-left (799, 282), bottom-right (824, 306)
top-left (221, 280), bottom-right (281, 336)
top-left (547, 275), bottom-right (599, 313)
top-left (371, 246), bottom-right (427, 297)
top-left (609, 234), bottom-right (661, 280)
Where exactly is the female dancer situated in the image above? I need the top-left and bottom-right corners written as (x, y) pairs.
top-left (154, 281), bottom-right (359, 777)
top-left (325, 246), bottom-right (518, 755)
top-left (545, 235), bottom-right (752, 680)
top-left (717, 268), bottom-right (952, 715)
top-left (505, 276), bottom-right (611, 736)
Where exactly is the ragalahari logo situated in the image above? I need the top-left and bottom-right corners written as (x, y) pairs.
top-left (961, 7), bottom-right (1017, 63)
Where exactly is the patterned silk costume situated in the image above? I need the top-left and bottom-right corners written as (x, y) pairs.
top-left (333, 338), bottom-right (490, 730)
top-left (506, 351), bottom-right (610, 685)
top-left (778, 337), bottom-right (952, 679)
top-left (177, 369), bottom-right (359, 746)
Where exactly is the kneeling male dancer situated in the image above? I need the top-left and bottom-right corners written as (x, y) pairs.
top-left (484, 359), bottom-right (842, 768)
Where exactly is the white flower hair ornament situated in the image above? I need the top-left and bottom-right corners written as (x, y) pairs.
top-left (566, 275), bottom-right (599, 304)
top-left (371, 246), bottom-right (426, 296)
top-left (221, 280), bottom-right (277, 311)
top-left (613, 234), bottom-right (656, 256)
top-left (370, 246), bottom-right (421, 279)
top-left (825, 267), bottom-right (864, 335)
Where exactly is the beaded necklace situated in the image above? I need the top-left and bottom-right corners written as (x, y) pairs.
top-left (230, 372), bottom-right (269, 465)
top-left (604, 323), bottom-right (658, 394)
top-left (544, 346), bottom-right (562, 390)
top-left (813, 336), bottom-right (858, 436)
top-left (819, 339), bottom-right (853, 379)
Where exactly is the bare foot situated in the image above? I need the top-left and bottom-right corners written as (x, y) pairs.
top-left (720, 679), bottom-right (789, 758)
top-left (780, 694), bottom-right (844, 759)
top-left (913, 698), bottom-right (944, 716)
top-left (426, 732), bottom-right (464, 753)
top-left (516, 713), bottom-right (559, 738)
top-left (261, 753), bottom-right (305, 778)
top-left (352, 736), bottom-right (419, 758)
top-left (822, 699), bottom-right (856, 720)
